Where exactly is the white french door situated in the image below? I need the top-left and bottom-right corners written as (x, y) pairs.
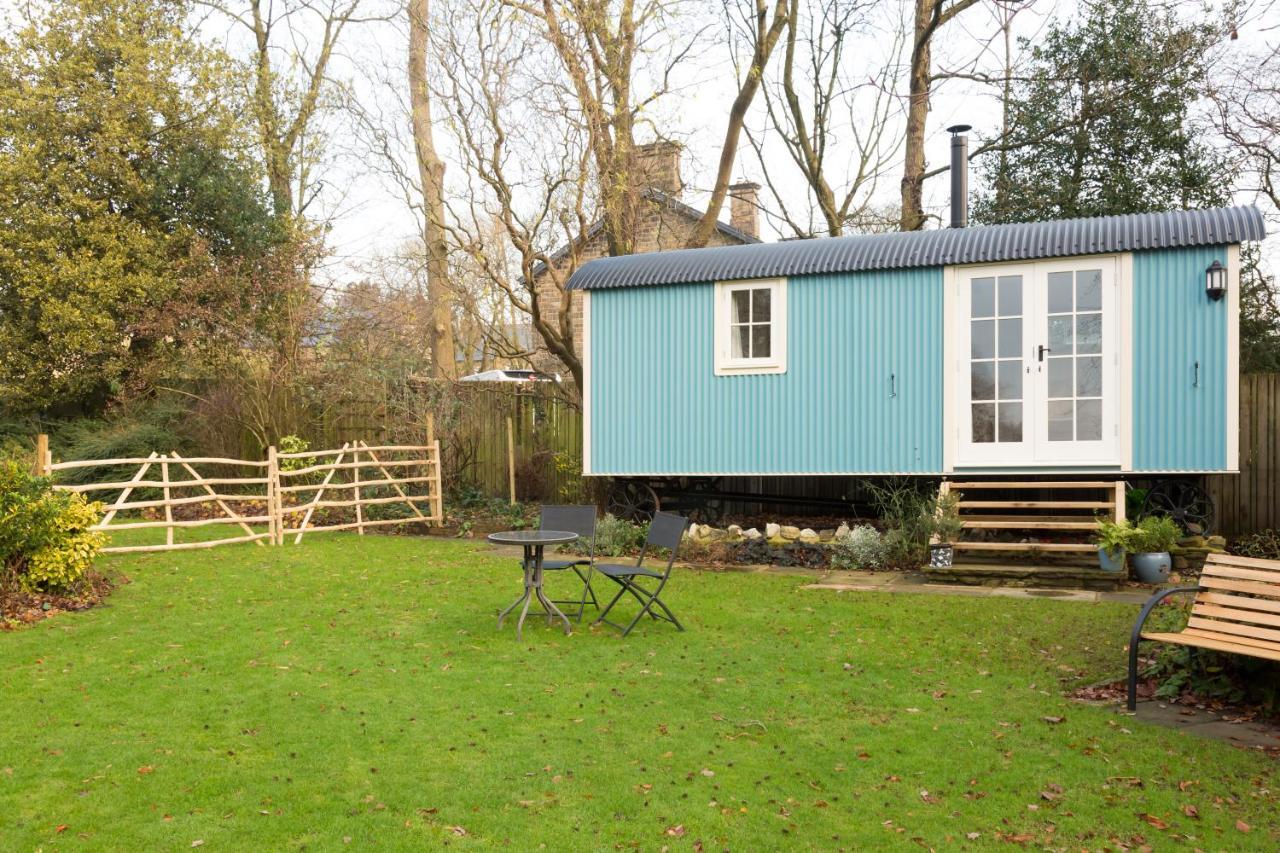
top-left (955, 257), bottom-right (1120, 467)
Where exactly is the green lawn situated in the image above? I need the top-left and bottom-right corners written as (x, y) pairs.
top-left (1, 535), bottom-right (1275, 849)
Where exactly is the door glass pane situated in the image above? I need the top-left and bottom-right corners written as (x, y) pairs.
top-left (971, 320), bottom-right (995, 359)
top-left (751, 325), bottom-right (771, 358)
top-left (1077, 399), bottom-right (1102, 441)
top-left (998, 360), bottom-right (1022, 400)
top-left (971, 278), bottom-right (995, 318)
top-left (972, 404), bottom-right (995, 443)
top-left (1047, 358), bottom-right (1072, 398)
top-left (731, 289), bottom-right (750, 323)
top-left (1076, 357), bottom-right (1102, 397)
top-left (1048, 316), bottom-right (1073, 354)
top-left (1076, 270), bottom-right (1102, 311)
top-left (1047, 272), bottom-right (1073, 313)
top-left (998, 276), bottom-right (1022, 315)
top-left (732, 325), bottom-right (749, 358)
top-left (971, 362), bottom-right (995, 400)
top-left (998, 318), bottom-right (1022, 358)
top-left (998, 403), bottom-right (1022, 442)
top-left (751, 288), bottom-right (771, 321)
top-left (1076, 313), bottom-right (1102, 354)
top-left (1048, 400), bottom-right (1074, 441)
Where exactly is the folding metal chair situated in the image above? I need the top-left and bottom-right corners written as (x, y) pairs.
top-left (533, 505), bottom-right (599, 621)
top-left (593, 511), bottom-right (689, 637)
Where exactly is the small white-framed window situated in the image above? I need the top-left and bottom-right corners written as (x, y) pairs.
top-left (714, 278), bottom-right (787, 375)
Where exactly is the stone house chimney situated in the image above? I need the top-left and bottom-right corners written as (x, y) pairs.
top-left (635, 141), bottom-right (683, 198)
top-left (728, 182), bottom-right (761, 240)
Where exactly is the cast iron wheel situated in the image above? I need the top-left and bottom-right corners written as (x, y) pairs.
top-left (606, 480), bottom-right (660, 523)
top-left (687, 497), bottom-right (726, 525)
top-left (1140, 479), bottom-right (1215, 537)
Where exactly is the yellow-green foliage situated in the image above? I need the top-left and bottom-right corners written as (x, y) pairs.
top-left (0, 460), bottom-right (106, 593)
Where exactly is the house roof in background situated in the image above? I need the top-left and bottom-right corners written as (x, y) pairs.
top-left (566, 205), bottom-right (1267, 291)
top-left (527, 188), bottom-right (760, 282)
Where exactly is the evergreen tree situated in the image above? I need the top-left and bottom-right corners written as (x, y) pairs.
top-left (973, 1), bottom-right (1229, 224)
top-left (0, 0), bottom-right (280, 414)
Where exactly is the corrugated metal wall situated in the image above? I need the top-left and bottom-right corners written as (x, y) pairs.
top-left (1132, 246), bottom-right (1228, 471)
top-left (589, 269), bottom-right (943, 474)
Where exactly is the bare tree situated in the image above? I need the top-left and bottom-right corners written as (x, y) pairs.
top-left (201, 0), bottom-right (382, 219)
top-left (434, 0), bottom-right (595, 387)
top-left (685, 0), bottom-right (792, 247)
top-left (747, 0), bottom-right (905, 237)
top-left (408, 0), bottom-right (457, 377)
top-left (899, 0), bottom-right (982, 231)
top-left (1213, 41), bottom-right (1280, 211)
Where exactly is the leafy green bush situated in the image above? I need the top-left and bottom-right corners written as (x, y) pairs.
top-left (1229, 529), bottom-right (1280, 561)
top-left (831, 524), bottom-right (888, 570)
top-left (52, 398), bottom-right (190, 486)
top-left (0, 460), bottom-right (106, 594)
top-left (865, 479), bottom-right (961, 568)
top-left (1095, 517), bottom-right (1136, 557)
top-left (1130, 514), bottom-right (1181, 553)
top-left (589, 514), bottom-right (648, 557)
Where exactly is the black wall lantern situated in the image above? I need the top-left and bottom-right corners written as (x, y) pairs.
top-left (1206, 259), bottom-right (1227, 301)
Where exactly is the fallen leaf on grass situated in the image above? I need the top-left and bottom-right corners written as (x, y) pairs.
top-left (1181, 804), bottom-right (1199, 819)
top-left (137, 766), bottom-right (155, 776)
top-left (1041, 716), bottom-right (1065, 725)
top-left (1237, 820), bottom-right (1251, 832)
top-left (449, 826), bottom-right (467, 836)
top-left (965, 832), bottom-right (980, 840)
top-left (665, 824), bottom-right (686, 837)
top-left (55, 825), bottom-right (68, 834)
top-left (919, 789), bottom-right (940, 804)
top-left (1137, 813), bottom-right (1169, 830)
top-left (191, 842), bottom-right (204, 848)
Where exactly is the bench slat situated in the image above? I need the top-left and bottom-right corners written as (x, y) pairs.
top-left (1180, 627), bottom-right (1280, 654)
top-left (1191, 603), bottom-right (1280, 628)
top-left (1205, 553), bottom-right (1280, 572)
top-left (1196, 591), bottom-right (1280, 616)
top-left (1199, 564), bottom-right (1280, 584)
top-left (1141, 630), bottom-right (1280, 662)
top-left (1185, 616), bottom-right (1280, 644)
top-left (1198, 575), bottom-right (1280, 599)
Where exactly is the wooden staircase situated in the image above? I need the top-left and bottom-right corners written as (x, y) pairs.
top-left (927, 480), bottom-right (1126, 588)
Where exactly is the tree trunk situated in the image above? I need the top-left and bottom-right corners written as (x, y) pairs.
top-left (899, 0), bottom-right (935, 232)
top-left (409, 0), bottom-right (457, 379)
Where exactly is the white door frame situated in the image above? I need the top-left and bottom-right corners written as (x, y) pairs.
top-left (945, 253), bottom-right (1131, 471)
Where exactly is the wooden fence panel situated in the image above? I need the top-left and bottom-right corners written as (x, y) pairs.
top-left (1209, 373), bottom-right (1280, 537)
top-left (42, 439), bottom-right (444, 553)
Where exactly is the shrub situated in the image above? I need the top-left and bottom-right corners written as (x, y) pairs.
top-left (1229, 529), bottom-right (1280, 561)
top-left (0, 460), bottom-right (106, 594)
top-left (1095, 517), bottom-right (1137, 557)
top-left (589, 513), bottom-right (648, 557)
top-left (1131, 514), bottom-right (1181, 553)
top-left (831, 524), bottom-right (888, 570)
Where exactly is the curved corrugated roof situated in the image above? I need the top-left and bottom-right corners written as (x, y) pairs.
top-left (566, 205), bottom-right (1266, 290)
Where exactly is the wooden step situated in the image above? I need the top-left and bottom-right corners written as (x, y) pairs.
top-left (962, 520), bottom-right (1100, 530)
top-left (947, 480), bottom-right (1121, 490)
top-left (952, 541), bottom-right (1098, 553)
top-left (957, 500), bottom-right (1115, 510)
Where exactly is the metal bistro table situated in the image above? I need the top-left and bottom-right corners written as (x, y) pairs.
top-left (489, 530), bottom-right (579, 639)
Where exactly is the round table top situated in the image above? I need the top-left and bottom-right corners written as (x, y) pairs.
top-left (487, 529), bottom-right (579, 546)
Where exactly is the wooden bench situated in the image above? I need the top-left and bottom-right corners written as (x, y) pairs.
top-left (1127, 553), bottom-right (1280, 710)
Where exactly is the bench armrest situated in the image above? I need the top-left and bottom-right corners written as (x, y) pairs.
top-left (1126, 585), bottom-right (1202, 711)
top-left (1130, 586), bottom-right (1202, 647)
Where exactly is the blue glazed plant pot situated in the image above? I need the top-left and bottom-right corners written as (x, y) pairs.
top-left (1131, 552), bottom-right (1171, 584)
top-left (1097, 547), bottom-right (1125, 573)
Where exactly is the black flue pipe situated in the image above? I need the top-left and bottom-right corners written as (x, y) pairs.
top-left (947, 124), bottom-right (971, 229)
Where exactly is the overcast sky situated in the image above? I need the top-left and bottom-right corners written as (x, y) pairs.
top-left (204, 0), bottom-right (1279, 283)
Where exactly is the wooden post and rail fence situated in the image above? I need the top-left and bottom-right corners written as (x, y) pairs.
top-left (33, 436), bottom-right (444, 555)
